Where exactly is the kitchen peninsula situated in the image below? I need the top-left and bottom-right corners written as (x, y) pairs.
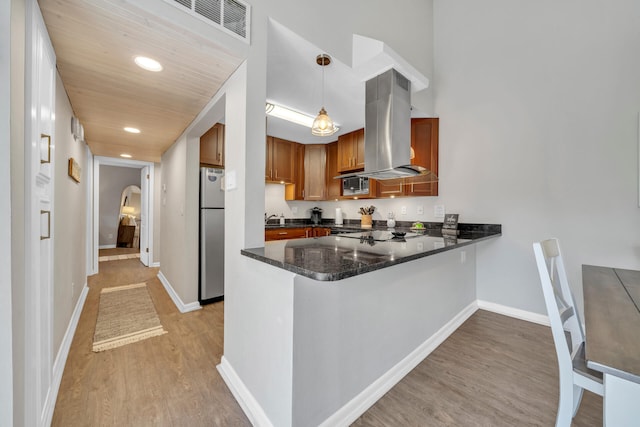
top-left (247, 223), bottom-right (500, 280)
top-left (221, 223), bottom-right (501, 427)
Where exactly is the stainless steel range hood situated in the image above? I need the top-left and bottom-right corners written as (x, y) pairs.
top-left (336, 68), bottom-right (438, 181)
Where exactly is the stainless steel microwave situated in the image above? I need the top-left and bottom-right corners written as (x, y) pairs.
top-left (342, 176), bottom-right (370, 196)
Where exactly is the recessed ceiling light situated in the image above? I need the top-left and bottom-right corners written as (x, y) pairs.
top-left (120, 154), bottom-right (132, 158)
top-left (124, 127), bottom-right (140, 134)
top-left (134, 56), bottom-right (163, 72)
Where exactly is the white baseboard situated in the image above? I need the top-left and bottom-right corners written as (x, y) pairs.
top-left (99, 244), bottom-right (116, 249)
top-left (477, 299), bottom-right (549, 326)
top-left (319, 301), bottom-right (479, 427)
top-left (217, 356), bottom-right (274, 427)
top-left (156, 271), bottom-right (201, 313)
top-left (43, 283), bottom-right (89, 427)
top-left (150, 261), bottom-right (160, 267)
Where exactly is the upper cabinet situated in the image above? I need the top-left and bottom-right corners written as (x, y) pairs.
top-left (325, 142), bottom-right (341, 200)
top-left (303, 144), bottom-right (327, 200)
top-left (266, 136), bottom-right (295, 184)
top-left (374, 118), bottom-right (439, 198)
top-left (406, 118), bottom-right (438, 197)
top-left (200, 123), bottom-right (225, 167)
top-left (337, 128), bottom-right (365, 172)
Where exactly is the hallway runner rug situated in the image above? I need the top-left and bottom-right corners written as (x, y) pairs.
top-left (93, 283), bottom-right (167, 352)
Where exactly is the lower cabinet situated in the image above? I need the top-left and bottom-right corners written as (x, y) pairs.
top-left (313, 227), bottom-right (331, 237)
top-left (265, 227), bottom-right (311, 241)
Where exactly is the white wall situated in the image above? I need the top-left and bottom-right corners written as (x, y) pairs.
top-left (1, 0), bottom-right (13, 422)
top-left (10, 0), bottom-right (27, 424)
top-left (153, 162), bottom-right (162, 264)
top-left (159, 135), bottom-right (199, 303)
top-left (217, 1), bottom-right (436, 424)
top-left (52, 72), bottom-right (88, 353)
top-left (433, 0), bottom-right (640, 314)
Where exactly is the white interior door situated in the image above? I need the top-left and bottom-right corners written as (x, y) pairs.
top-left (140, 166), bottom-right (149, 266)
top-left (25, 2), bottom-right (56, 425)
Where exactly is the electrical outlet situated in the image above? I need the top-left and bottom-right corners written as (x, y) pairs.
top-left (417, 205), bottom-right (424, 215)
top-left (434, 205), bottom-right (445, 218)
top-left (71, 282), bottom-right (75, 299)
top-left (108, 233), bottom-right (113, 239)
top-left (460, 250), bottom-right (466, 264)
top-left (401, 206), bottom-right (407, 215)
top-left (292, 206), bottom-right (298, 214)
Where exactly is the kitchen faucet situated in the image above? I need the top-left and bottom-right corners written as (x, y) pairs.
top-left (265, 213), bottom-right (278, 224)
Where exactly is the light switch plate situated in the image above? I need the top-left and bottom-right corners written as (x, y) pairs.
top-left (225, 170), bottom-right (237, 190)
top-left (292, 207), bottom-right (298, 214)
top-left (401, 206), bottom-right (407, 215)
top-left (434, 205), bottom-right (445, 218)
top-left (417, 205), bottom-right (424, 215)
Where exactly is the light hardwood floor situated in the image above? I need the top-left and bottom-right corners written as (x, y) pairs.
top-left (53, 257), bottom-right (601, 426)
top-left (52, 255), bottom-right (250, 426)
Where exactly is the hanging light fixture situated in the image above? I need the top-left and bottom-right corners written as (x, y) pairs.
top-left (311, 54), bottom-right (338, 136)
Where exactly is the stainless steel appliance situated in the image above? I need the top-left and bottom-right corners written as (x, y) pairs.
top-left (310, 207), bottom-right (323, 225)
top-left (335, 68), bottom-right (438, 182)
top-left (199, 167), bottom-right (225, 304)
top-left (342, 176), bottom-right (370, 196)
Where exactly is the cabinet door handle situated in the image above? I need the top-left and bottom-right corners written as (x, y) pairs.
top-left (41, 134), bottom-right (51, 164)
top-left (40, 210), bottom-right (51, 240)
top-left (278, 232), bottom-right (287, 235)
top-left (275, 169), bottom-right (278, 178)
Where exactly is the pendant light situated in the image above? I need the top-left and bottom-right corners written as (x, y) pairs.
top-left (311, 54), bottom-right (338, 136)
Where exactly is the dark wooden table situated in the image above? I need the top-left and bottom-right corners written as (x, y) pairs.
top-left (582, 264), bottom-right (640, 425)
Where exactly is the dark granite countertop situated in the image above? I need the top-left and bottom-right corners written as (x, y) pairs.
top-left (245, 223), bottom-right (501, 281)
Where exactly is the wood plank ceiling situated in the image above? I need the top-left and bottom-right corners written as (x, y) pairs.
top-left (39, 0), bottom-right (244, 162)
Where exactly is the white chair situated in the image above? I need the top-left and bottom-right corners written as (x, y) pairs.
top-left (532, 238), bottom-right (603, 427)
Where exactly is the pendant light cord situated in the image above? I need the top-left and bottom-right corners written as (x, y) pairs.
top-left (321, 60), bottom-right (325, 108)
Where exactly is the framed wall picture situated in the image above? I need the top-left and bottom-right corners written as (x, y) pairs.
top-left (68, 157), bottom-right (81, 183)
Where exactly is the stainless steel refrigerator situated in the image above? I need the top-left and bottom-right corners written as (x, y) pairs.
top-left (199, 167), bottom-right (225, 303)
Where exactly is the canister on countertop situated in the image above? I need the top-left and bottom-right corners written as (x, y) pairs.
top-left (335, 208), bottom-right (343, 225)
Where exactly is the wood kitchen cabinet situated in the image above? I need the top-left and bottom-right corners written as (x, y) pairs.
top-left (325, 142), bottom-right (341, 200)
top-left (200, 123), bottom-right (225, 167)
top-left (373, 118), bottom-right (439, 198)
top-left (266, 136), bottom-right (295, 184)
top-left (265, 227), bottom-right (311, 241)
top-left (284, 142), bottom-right (305, 201)
top-left (313, 227), bottom-right (332, 237)
top-left (337, 128), bottom-right (365, 172)
top-left (405, 118), bottom-right (439, 196)
top-left (303, 144), bottom-right (326, 200)
top-left (374, 178), bottom-right (404, 198)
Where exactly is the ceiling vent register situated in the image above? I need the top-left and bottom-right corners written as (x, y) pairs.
top-left (167, 0), bottom-right (250, 42)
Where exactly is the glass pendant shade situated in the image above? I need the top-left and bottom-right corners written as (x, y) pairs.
top-left (311, 107), bottom-right (337, 136)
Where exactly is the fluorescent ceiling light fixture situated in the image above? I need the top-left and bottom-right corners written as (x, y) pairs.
top-left (134, 56), bottom-right (163, 72)
top-left (120, 154), bottom-right (132, 158)
top-left (124, 127), bottom-right (141, 134)
top-left (265, 103), bottom-right (316, 128)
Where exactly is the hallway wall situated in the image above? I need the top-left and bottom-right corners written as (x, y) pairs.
top-left (53, 72), bottom-right (89, 354)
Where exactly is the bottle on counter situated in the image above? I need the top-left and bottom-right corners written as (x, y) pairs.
top-left (387, 212), bottom-right (396, 228)
top-left (279, 213), bottom-right (285, 225)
